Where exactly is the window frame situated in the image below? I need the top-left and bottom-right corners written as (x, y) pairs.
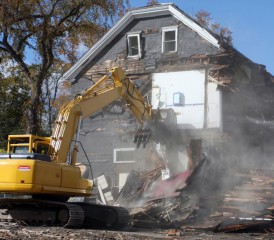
top-left (127, 32), bottom-right (141, 58)
top-left (162, 26), bottom-right (178, 53)
top-left (113, 148), bottom-right (136, 163)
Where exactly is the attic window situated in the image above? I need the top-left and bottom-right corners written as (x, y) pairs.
top-left (162, 26), bottom-right (178, 53)
top-left (127, 32), bottom-right (141, 58)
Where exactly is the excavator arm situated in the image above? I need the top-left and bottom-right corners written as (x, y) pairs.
top-left (50, 67), bottom-right (153, 164)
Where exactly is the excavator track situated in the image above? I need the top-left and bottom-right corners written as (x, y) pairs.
top-left (0, 198), bottom-right (129, 229)
top-left (62, 203), bottom-right (85, 228)
top-left (79, 202), bottom-right (130, 229)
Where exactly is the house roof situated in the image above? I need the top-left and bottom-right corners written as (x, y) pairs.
top-left (63, 3), bottom-right (221, 81)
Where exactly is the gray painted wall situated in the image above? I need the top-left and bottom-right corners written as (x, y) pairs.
top-left (78, 15), bottom-right (220, 76)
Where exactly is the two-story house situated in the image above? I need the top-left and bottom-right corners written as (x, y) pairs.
top-left (62, 3), bottom-right (274, 198)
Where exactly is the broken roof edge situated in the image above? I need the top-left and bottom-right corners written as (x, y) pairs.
top-left (63, 3), bottom-right (220, 81)
top-left (231, 45), bottom-right (274, 79)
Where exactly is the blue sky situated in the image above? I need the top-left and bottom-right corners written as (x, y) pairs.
top-left (130, 0), bottom-right (274, 75)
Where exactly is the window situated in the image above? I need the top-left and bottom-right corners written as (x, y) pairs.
top-left (13, 146), bottom-right (29, 153)
top-left (173, 92), bottom-right (185, 106)
top-left (113, 148), bottom-right (136, 163)
top-left (162, 26), bottom-right (178, 53)
top-left (37, 143), bottom-right (49, 154)
top-left (127, 32), bottom-right (141, 58)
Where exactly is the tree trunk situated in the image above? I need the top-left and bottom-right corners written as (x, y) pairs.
top-left (27, 79), bottom-right (43, 135)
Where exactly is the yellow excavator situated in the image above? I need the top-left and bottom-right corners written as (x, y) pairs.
top-left (0, 67), bottom-right (163, 228)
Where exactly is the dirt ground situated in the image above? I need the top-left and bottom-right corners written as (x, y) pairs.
top-left (0, 222), bottom-right (274, 240)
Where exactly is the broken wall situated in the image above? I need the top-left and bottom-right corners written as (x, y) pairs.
top-left (220, 59), bottom-right (274, 168)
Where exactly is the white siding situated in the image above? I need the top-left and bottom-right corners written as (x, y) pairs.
top-left (152, 70), bottom-right (205, 129)
top-left (152, 70), bottom-right (222, 130)
top-left (207, 82), bottom-right (222, 129)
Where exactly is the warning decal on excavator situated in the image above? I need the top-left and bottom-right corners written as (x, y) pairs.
top-left (18, 166), bottom-right (31, 171)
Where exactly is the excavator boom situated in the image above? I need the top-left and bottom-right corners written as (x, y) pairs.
top-left (50, 67), bottom-right (153, 163)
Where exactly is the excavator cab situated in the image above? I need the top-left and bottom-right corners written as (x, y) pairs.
top-left (8, 135), bottom-right (51, 154)
top-left (0, 135), bottom-right (52, 162)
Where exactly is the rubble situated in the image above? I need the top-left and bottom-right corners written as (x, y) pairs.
top-left (0, 220), bottom-right (273, 240)
top-left (115, 155), bottom-right (274, 234)
top-left (212, 169), bottom-right (274, 233)
top-left (165, 228), bottom-right (183, 236)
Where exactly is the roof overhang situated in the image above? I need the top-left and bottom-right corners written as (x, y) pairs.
top-left (63, 4), bottom-right (220, 81)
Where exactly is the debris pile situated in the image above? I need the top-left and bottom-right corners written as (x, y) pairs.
top-left (115, 156), bottom-right (207, 227)
top-left (116, 156), bottom-right (274, 233)
top-left (214, 169), bottom-right (274, 232)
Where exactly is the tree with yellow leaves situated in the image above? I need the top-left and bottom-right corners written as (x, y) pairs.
top-left (0, 0), bottom-right (129, 134)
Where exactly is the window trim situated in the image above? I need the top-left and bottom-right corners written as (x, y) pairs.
top-left (161, 26), bottom-right (178, 53)
top-left (127, 32), bottom-right (141, 58)
top-left (113, 148), bottom-right (136, 163)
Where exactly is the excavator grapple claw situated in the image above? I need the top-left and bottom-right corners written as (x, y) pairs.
top-left (133, 127), bottom-right (152, 148)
